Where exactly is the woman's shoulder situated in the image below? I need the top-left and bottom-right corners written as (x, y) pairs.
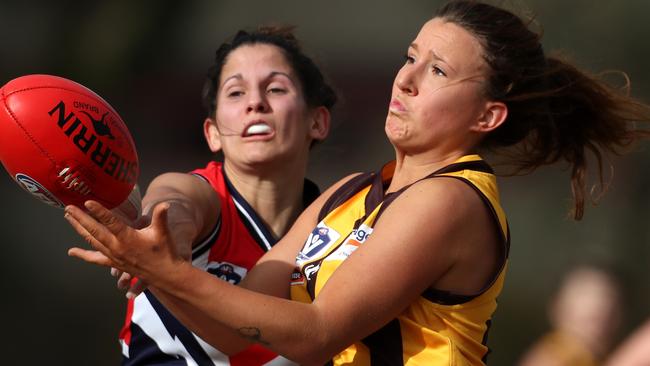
top-left (378, 176), bottom-right (497, 247)
top-left (405, 174), bottom-right (480, 200)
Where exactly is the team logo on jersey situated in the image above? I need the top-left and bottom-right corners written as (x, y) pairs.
top-left (304, 263), bottom-right (321, 281)
top-left (296, 223), bottom-right (341, 264)
top-left (15, 173), bottom-right (64, 208)
top-left (207, 262), bottom-right (246, 284)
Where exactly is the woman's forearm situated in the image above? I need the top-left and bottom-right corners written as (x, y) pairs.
top-left (149, 261), bottom-right (331, 364)
top-left (149, 287), bottom-right (253, 355)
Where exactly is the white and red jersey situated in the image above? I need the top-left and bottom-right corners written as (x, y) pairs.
top-left (119, 161), bottom-right (319, 365)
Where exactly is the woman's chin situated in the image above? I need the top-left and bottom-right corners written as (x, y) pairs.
top-left (385, 123), bottom-right (408, 146)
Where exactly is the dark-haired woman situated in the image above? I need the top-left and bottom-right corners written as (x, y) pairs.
top-left (113, 26), bottom-right (335, 365)
top-left (66, 1), bottom-right (650, 364)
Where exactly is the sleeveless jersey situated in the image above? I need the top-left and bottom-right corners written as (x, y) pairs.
top-left (120, 161), bottom-right (319, 366)
top-left (290, 155), bottom-right (510, 365)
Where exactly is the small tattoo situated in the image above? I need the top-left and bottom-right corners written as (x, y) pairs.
top-left (238, 326), bottom-right (271, 346)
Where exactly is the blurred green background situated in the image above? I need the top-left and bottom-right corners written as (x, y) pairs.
top-left (1, 1), bottom-right (649, 364)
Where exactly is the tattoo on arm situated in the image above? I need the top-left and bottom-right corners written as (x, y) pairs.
top-left (238, 326), bottom-right (271, 346)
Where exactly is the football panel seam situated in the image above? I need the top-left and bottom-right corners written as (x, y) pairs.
top-left (1, 88), bottom-right (58, 167)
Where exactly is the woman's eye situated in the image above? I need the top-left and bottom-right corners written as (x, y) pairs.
top-left (267, 87), bottom-right (287, 94)
top-left (227, 90), bottom-right (244, 97)
top-left (404, 54), bottom-right (415, 64)
top-left (432, 66), bottom-right (447, 77)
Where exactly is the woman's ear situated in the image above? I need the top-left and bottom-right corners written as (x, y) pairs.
top-left (203, 118), bottom-right (222, 153)
top-left (308, 106), bottom-right (330, 141)
top-left (472, 101), bottom-right (508, 133)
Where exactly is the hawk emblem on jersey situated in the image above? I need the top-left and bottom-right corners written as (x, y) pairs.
top-left (297, 223), bottom-right (341, 263)
top-left (207, 262), bottom-right (246, 284)
top-left (304, 263), bottom-right (321, 280)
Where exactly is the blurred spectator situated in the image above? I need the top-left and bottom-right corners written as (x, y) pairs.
top-left (518, 265), bottom-right (622, 366)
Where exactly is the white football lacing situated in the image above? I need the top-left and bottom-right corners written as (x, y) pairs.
top-left (58, 167), bottom-right (92, 195)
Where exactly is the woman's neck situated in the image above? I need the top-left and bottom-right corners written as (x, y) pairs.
top-left (387, 149), bottom-right (474, 193)
top-left (223, 160), bottom-right (309, 238)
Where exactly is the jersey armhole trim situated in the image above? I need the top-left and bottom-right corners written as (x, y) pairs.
top-left (192, 217), bottom-right (221, 260)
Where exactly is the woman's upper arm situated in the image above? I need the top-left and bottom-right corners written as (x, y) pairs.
top-left (143, 172), bottom-right (220, 246)
top-left (307, 178), bottom-right (496, 356)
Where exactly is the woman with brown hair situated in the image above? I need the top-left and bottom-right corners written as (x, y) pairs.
top-left (65, 1), bottom-right (650, 364)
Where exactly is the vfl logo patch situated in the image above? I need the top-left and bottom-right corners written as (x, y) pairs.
top-left (207, 262), bottom-right (246, 284)
top-left (80, 110), bottom-right (115, 140)
top-left (15, 173), bottom-right (64, 208)
top-left (297, 223), bottom-right (341, 263)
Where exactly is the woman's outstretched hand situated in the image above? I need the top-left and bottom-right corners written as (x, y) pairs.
top-left (65, 200), bottom-right (181, 287)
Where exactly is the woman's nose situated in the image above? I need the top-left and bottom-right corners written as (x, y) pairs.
top-left (396, 68), bottom-right (418, 96)
top-left (247, 92), bottom-right (269, 113)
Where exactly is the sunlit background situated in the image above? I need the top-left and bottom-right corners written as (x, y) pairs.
top-left (1, 1), bottom-right (649, 364)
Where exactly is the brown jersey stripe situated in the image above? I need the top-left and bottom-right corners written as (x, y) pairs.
top-left (361, 319), bottom-right (404, 365)
top-left (318, 172), bottom-right (374, 222)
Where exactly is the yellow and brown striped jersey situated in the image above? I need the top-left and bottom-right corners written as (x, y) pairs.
top-left (290, 155), bottom-right (509, 365)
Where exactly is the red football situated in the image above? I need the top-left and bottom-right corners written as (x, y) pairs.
top-left (0, 74), bottom-right (139, 209)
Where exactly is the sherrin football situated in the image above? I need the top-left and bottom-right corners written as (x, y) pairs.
top-left (0, 74), bottom-right (139, 210)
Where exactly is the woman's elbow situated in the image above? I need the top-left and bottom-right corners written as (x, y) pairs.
top-left (284, 334), bottom-right (341, 365)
